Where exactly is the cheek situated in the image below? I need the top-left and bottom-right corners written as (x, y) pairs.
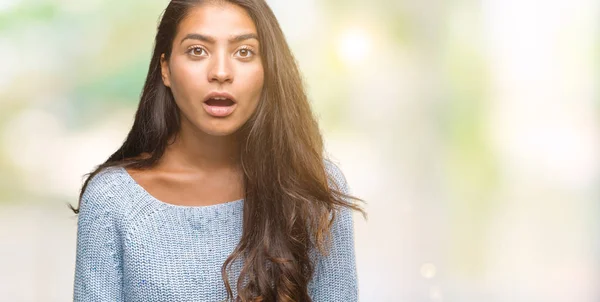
top-left (242, 64), bottom-right (264, 102)
top-left (169, 61), bottom-right (206, 102)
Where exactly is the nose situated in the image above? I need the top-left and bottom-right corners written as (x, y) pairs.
top-left (208, 51), bottom-right (233, 84)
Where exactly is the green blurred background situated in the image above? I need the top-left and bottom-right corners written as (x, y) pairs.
top-left (0, 0), bottom-right (598, 301)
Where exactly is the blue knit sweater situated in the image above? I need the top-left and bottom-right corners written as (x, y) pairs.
top-left (73, 160), bottom-right (359, 301)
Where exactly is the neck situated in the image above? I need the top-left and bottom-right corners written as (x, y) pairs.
top-left (161, 118), bottom-right (241, 172)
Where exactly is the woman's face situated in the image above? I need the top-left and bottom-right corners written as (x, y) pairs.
top-left (160, 2), bottom-right (264, 137)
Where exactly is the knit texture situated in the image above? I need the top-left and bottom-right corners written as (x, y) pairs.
top-left (73, 160), bottom-right (359, 301)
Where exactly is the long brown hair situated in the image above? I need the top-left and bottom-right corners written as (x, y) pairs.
top-left (69, 0), bottom-right (366, 301)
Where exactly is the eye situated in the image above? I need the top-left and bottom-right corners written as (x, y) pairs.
top-left (187, 46), bottom-right (207, 57)
top-left (236, 47), bottom-right (255, 59)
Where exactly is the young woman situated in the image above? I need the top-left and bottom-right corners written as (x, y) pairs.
top-left (71, 0), bottom-right (366, 301)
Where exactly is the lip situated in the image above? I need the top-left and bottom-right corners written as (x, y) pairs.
top-left (202, 91), bottom-right (237, 118)
top-left (202, 102), bottom-right (237, 117)
top-left (203, 91), bottom-right (237, 104)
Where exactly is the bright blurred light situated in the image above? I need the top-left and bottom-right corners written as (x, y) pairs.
top-left (0, 0), bottom-right (19, 13)
top-left (337, 28), bottom-right (371, 64)
top-left (420, 263), bottom-right (437, 279)
top-left (429, 285), bottom-right (443, 301)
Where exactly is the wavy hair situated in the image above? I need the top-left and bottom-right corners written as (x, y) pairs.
top-left (69, 0), bottom-right (366, 301)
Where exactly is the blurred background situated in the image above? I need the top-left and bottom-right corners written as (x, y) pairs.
top-left (0, 0), bottom-right (598, 301)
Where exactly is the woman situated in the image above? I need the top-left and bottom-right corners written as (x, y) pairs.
top-left (71, 0), bottom-right (366, 301)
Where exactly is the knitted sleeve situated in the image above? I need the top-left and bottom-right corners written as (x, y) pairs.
top-left (309, 160), bottom-right (359, 301)
top-left (73, 169), bottom-right (125, 301)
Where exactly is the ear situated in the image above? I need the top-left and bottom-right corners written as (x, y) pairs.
top-left (160, 53), bottom-right (171, 88)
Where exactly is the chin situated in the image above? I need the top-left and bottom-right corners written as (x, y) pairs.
top-left (197, 120), bottom-right (244, 137)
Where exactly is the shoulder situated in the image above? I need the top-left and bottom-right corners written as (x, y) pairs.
top-left (82, 166), bottom-right (127, 200)
top-left (323, 158), bottom-right (350, 195)
top-left (78, 166), bottom-right (129, 217)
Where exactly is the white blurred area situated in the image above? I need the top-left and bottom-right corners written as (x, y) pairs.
top-left (0, 0), bottom-right (598, 301)
top-left (482, 1), bottom-right (599, 301)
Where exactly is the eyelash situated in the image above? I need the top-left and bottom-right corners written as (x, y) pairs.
top-left (186, 46), bottom-right (256, 58)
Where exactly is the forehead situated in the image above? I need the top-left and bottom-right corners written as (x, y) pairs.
top-left (176, 3), bottom-right (257, 40)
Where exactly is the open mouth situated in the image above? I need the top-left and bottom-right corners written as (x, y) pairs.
top-left (204, 97), bottom-right (235, 107)
top-left (202, 96), bottom-right (237, 117)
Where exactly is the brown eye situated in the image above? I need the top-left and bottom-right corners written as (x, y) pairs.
top-left (188, 47), bottom-right (206, 56)
top-left (236, 48), bottom-right (254, 58)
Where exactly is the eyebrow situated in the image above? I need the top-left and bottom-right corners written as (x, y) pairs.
top-left (180, 33), bottom-right (259, 45)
